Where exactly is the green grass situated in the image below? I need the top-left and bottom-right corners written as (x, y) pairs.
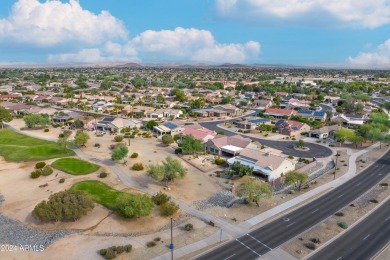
top-left (0, 129), bottom-right (75, 162)
top-left (70, 180), bottom-right (127, 209)
top-left (52, 158), bottom-right (100, 175)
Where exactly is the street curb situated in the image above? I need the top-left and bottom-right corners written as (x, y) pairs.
top-left (373, 242), bottom-right (390, 260)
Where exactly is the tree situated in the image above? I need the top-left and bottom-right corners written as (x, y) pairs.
top-left (367, 128), bottom-right (384, 148)
top-left (0, 106), bottom-right (12, 128)
top-left (145, 120), bottom-right (158, 130)
top-left (370, 112), bottom-right (389, 126)
top-left (72, 119), bottom-right (84, 129)
top-left (112, 146), bottom-right (129, 163)
top-left (162, 134), bottom-right (174, 146)
top-left (226, 161), bottom-right (254, 178)
top-left (170, 88), bottom-right (186, 102)
top-left (349, 135), bottom-right (364, 148)
top-left (23, 114), bottom-right (50, 128)
top-left (74, 130), bottom-right (90, 147)
top-left (91, 113), bottom-right (100, 133)
top-left (236, 178), bottom-right (273, 207)
top-left (335, 128), bottom-right (355, 145)
top-left (116, 194), bottom-right (154, 218)
top-left (180, 135), bottom-right (204, 155)
top-left (284, 171), bottom-right (308, 191)
top-left (32, 190), bottom-right (94, 222)
top-left (296, 139), bottom-right (306, 149)
top-left (147, 157), bottom-right (187, 187)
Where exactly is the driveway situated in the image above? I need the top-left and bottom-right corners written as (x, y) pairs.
top-left (199, 121), bottom-right (333, 158)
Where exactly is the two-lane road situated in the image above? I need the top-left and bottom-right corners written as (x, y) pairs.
top-left (310, 199), bottom-right (390, 260)
top-left (197, 151), bottom-right (390, 260)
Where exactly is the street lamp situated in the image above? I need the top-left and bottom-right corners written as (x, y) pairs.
top-left (169, 218), bottom-right (175, 260)
top-left (334, 152), bottom-right (340, 180)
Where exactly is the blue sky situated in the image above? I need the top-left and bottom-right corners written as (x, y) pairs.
top-left (0, 0), bottom-right (390, 68)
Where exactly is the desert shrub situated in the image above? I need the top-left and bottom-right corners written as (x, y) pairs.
top-left (151, 192), bottom-right (170, 205)
top-left (130, 152), bottom-right (138, 158)
top-left (288, 155), bottom-right (294, 159)
top-left (124, 244), bottom-right (132, 252)
top-left (174, 148), bottom-right (182, 154)
top-left (116, 194), bottom-right (154, 218)
top-left (104, 248), bottom-right (116, 260)
top-left (350, 203), bottom-right (355, 207)
top-left (380, 182), bottom-right (388, 187)
top-left (31, 170), bottom-right (41, 179)
top-left (99, 172), bottom-right (108, 178)
top-left (310, 238), bottom-right (321, 244)
top-left (35, 162), bottom-right (46, 169)
top-left (58, 133), bottom-right (65, 138)
top-left (160, 201), bottom-right (179, 216)
top-left (132, 163), bottom-right (144, 171)
top-left (116, 246), bottom-right (125, 254)
top-left (94, 143), bottom-right (101, 148)
top-left (214, 156), bottom-right (226, 165)
top-left (335, 212), bottom-right (344, 217)
top-left (369, 199), bottom-right (378, 203)
top-left (44, 128), bottom-right (49, 132)
top-left (305, 242), bottom-right (317, 250)
top-left (59, 178), bottom-right (65, 183)
top-left (146, 241), bottom-right (156, 248)
top-left (32, 190), bottom-right (94, 222)
top-left (162, 134), bottom-right (174, 145)
top-left (184, 223), bottom-right (193, 231)
top-left (99, 249), bottom-right (107, 256)
top-left (154, 237), bottom-right (161, 242)
top-left (114, 135), bottom-right (124, 142)
top-left (41, 166), bottom-right (53, 176)
top-left (216, 172), bottom-right (221, 177)
top-left (338, 222), bottom-right (348, 229)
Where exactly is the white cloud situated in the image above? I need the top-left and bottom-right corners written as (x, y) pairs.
top-left (0, 0), bottom-right (127, 46)
top-left (214, 0), bottom-right (390, 28)
top-left (129, 27), bottom-right (260, 63)
top-left (348, 39), bottom-right (390, 68)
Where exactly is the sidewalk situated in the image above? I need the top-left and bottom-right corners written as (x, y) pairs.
top-left (155, 141), bottom-right (382, 260)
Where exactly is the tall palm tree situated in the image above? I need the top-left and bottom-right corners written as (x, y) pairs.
top-left (92, 113), bottom-right (100, 133)
top-left (83, 114), bottom-right (90, 130)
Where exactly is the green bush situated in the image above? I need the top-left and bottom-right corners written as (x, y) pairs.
top-left (99, 249), bottom-right (107, 256)
top-left (132, 163), bottom-right (144, 171)
top-left (94, 143), bottom-right (101, 148)
top-left (152, 192), bottom-right (170, 205)
top-left (44, 128), bottom-right (49, 132)
top-left (124, 244), bottom-right (132, 253)
top-left (130, 152), bottom-right (138, 158)
top-left (369, 199), bottom-right (378, 203)
top-left (160, 201), bottom-right (179, 216)
top-left (58, 133), bottom-right (65, 138)
top-left (214, 156), bottom-right (226, 165)
top-left (104, 248), bottom-right (116, 260)
top-left (99, 172), bottom-right (108, 178)
top-left (59, 178), bottom-right (65, 183)
top-left (338, 222), bottom-right (348, 229)
top-left (41, 166), bottom-right (53, 176)
top-left (146, 241), bottom-right (156, 248)
top-left (288, 155), bottom-right (294, 159)
top-left (114, 135), bottom-right (124, 142)
top-left (174, 148), bottom-right (182, 154)
top-left (335, 212), bottom-right (344, 217)
top-left (310, 238), bottom-right (321, 244)
top-left (154, 237), bottom-right (161, 242)
top-left (31, 170), bottom-right (41, 179)
top-left (32, 190), bottom-right (94, 222)
top-left (35, 162), bottom-right (46, 169)
top-left (184, 223), bottom-right (193, 231)
top-left (380, 182), bottom-right (388, 187)
top-left (116, 246), bottom-right (125, 254)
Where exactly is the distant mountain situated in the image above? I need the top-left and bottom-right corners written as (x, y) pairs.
top-left (115, 62), bottom-right (143, 67)
top-left (215, 63), bottom-right (249, 68)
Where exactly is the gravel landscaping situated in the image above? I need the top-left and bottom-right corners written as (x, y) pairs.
top-left (0, 194), bottom-right (75, 249)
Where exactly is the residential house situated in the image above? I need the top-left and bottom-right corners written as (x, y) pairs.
top-left (296, 110), bottom-right (327, 122)
top-left (253, 99), bottom-right (272, 110)
top-left (235, 117), bottom-right (271, 130)
top-left (94, 117), bottom-right (135, 132)
top-left (205, 135), bottom-right (260, 156)
top-left (275, 120), bottom-right (311, 137)
top-left (146, 108), bottom-right (183, 119)
top-left (153, 122), bottom-right (184, 136)
top-left (309, 125), bottom-right (341, 139)
top-left (227, 148), bottom-right (296, 182)
top-left (264, 108), bottom-right (297, 119)
top-left (180, 127), bottom-right (217, 143)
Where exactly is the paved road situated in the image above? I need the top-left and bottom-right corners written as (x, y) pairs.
top-left (197, 150), bottom-right (390, 260)
top-left (309, 199), bottom-right (390, 260)
top-left (199, 121), bottom-right (333, 158)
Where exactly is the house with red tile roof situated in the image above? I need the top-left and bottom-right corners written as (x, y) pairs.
top-left (264, 108), bottom-right (297, 118)
top-left (275, 119), bottom-right (310, 137)
top-left (205, 135), bottom-right (261, 156)
top-left (179, 127), bottom-right (217, 143)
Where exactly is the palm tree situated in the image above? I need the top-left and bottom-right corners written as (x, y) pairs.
top-left (83, 114), bottom-right (90, 130)
top-left (91, 113), bottom-right (100, 133)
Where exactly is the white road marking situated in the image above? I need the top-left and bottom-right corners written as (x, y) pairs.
top-left (337, 194), bottom-right (344, 198)
top-left (224, 254), bottom-right (236, 260)
top-left (356, 183), bottom-right (361, 186)
top-left (337, 257), bottom-right (343, 260)
top-left (363, 234), bottom-right (371, 240)
top-left (286, 222), bottom-right (296, 227)
top-left (312, 209), bottom-right (319, 214)
top-left (247, 234), bottom-right (273, 250)
top-left (236, 239), bottom-right (261, 257)
top-left (385, 216), bottom-right (390, 222)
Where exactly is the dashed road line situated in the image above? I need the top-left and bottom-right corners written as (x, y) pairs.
top-left (363, 234), bottom-right (371, 240)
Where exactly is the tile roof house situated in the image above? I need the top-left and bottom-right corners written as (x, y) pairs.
top-left (309, 125), bottom-right (341, 139)
top-left (296, 109), bottom-right (327, 122)
top-left (205, 135), bottom-right (260, 156)
top-left (275, 119), bottom-right (311, 137)
top-left (227, 148), bottom-right (296, 182)
top-left (253, 99), bottom-right (273, 110)
top-left (264, 108), bottom-right (297, 118)
top-left (180, 127), bottom-right (217, 143)
top-left (153, 122), bottom-right (184, 136)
